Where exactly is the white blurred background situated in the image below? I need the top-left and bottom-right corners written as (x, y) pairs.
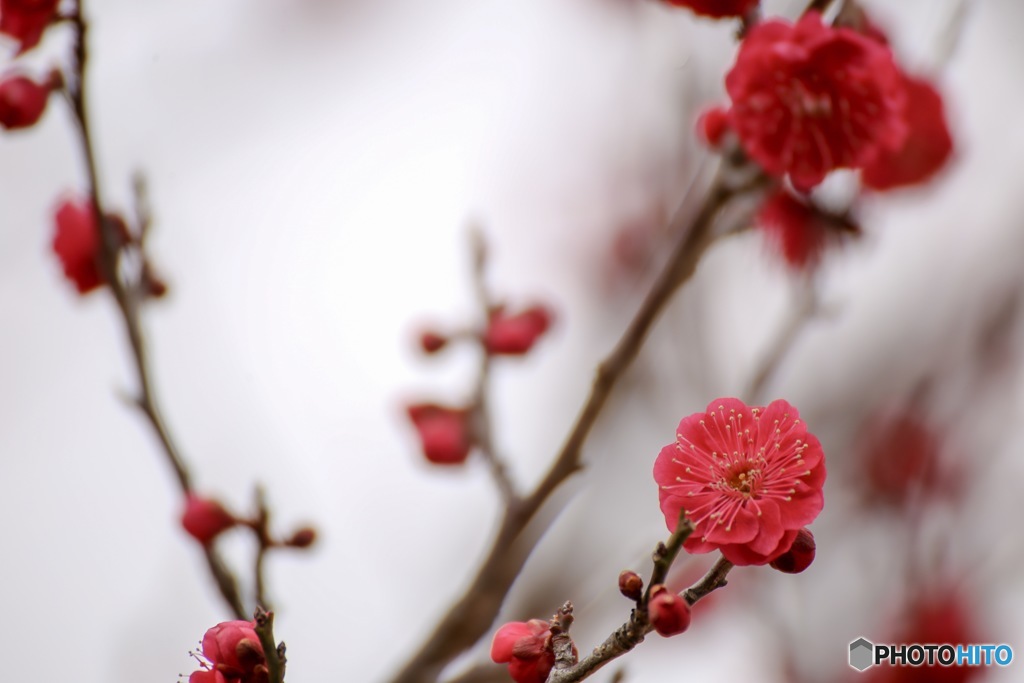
top-left (2, 0), bottom-right (1023, 681)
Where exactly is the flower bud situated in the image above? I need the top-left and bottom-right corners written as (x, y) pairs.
top-left (0, 73), bottom-right (51, 129)
top-left (618, 570), bottom-right (643, 601)
top-left (483, 305), bottom-right (553, 356)
top-left (696, 106), bottom-right (730, 148)
top-left (181, 494), bottom-right (237, 546)
top-left (770, 527), bottom-right (816, 574)
top-left (419, 330), bottom-right (448, 354)
top-left (648, 585), bottom-right (691, 637)
top-left (406, 402), bottom-right (473, 465)
top-left (285, 526), bottom-right (317, 548)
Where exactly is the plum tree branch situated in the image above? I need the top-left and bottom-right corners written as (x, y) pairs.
top-left (388, 167), bottom-right (755, 683)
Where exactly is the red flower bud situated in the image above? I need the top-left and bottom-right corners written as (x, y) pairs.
top-left (199, 620), bottom-right (267, 680)
top-left (52, 196), bottom-right (104, 294)
top-left (406, 403), bottom-right (473, 465)
top-left (648, 586), bottom-right (692, 637)
top-left (618, 570), bottom-right (644, 601)
top-left (696, 106), bottom-right (730, 148)
top-left (770, 527), bottom-right (816, 574)
top-left (419, 330), bottom-right (448, 354)
top-left (483, 305), bottom-right (553, 356)
top-left (0, 73), bottom-right (51, 129)
top-left (0, 0), bottom-right (59, 53)
top-left (285, 526), bottom-right (317, 548)
top-left (181, 495), bottom-right (237, 546)
top-left (491, 620), bottom-right (555, 683)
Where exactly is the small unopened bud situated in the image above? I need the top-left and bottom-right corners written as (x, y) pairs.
top-left (770, 527), bottom-right (816, 574)
top-left (419, 331), bottom-right (448, 354)
top-left (286, 526), bottom-right (317, 548)
top-left (648, 585), bottom-right (691, 637)
top-left (181, 494), bottom-right (237, 546)
top-left (141, 262), bottom-right (169, 299)
top-left (618, 570), bottom-right (643, 601)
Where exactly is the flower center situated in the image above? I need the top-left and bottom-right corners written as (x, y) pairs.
top-left (725, 466), bottom-right (759, 497)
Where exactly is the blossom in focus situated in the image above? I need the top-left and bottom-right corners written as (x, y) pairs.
top-left (755, 188), bottom-right (828, 270)
top-left (861, 72), bottom-right (954, 191)
top-left (725, 12), bottom-right (906, 192)
top-left (654, 398), bottom-right (826, 566)
top-left (195, 620), bottom-right (269, 683)
top-left (660, 0), bottom-right (758, 19)
top-left (181, 494), bottom-right (238, 546)
top-left (0, 73), bottom-right (51, 129)
top-left (52, 196), bottom-right (104, 294)
top-left (406, 402), bottom-right (474, 465)
top-left (490, 619), bottom-right (556, 683)
top-left (484, 305), bottom-right (553, 356)
top-left (0, 0), bottom-right (59, 53)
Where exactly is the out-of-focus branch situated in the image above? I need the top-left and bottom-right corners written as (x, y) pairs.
top-left (744, 281), bottom-right (819, 403)
top-left (469, 230), bottom-right (520, 505)
top-left (389, 168), bottom-right (752, 683)
top-left (62, 1), bottom-right (246, 619)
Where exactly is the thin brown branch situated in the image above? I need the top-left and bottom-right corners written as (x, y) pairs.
top-left (547, 549), bottom-right (732, 683)
top-left (388, 171), bottom-right (740, 683)
top-left (546, 520), bottom-right (730, 683)
top-left (63, 1), bottom-right (246, 619)
top-left (468, 229), bottom-right (519, 505)
top-left (803, 0), bottom-right (837, 15)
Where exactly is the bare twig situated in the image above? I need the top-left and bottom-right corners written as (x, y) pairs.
top-left (744, 282), bottom-right (819, 403)
top-left (62, 1), bottom-right (246, 619)
top-left (468, 230), bottom-right (520, 505)
top-left (388, 170), bottom-right (742, 683)
top-left (546, 519), bottom-right (734, 683)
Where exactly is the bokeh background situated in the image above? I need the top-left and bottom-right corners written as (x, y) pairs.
top-left (2, 0), bottom-right (1024, 681)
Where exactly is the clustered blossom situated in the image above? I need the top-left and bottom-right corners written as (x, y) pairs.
top-left (725, 12), bottom-right (907, 192)
top-left (654, 398), bottom-right (826, 566)
top-left (190, 620), bottom-right (268, 683)
top-left (660, 0), bottom-right (758, 19)
top-left (490, 619), bottom-right (556, 683)
top-left (405, 402), bottom-right (474, 465)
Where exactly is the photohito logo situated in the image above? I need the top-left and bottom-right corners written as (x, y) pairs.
top-left (849, 637), bottom-right (1013, 672)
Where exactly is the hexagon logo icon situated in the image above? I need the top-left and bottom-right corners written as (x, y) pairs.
top-left (849, 637), bottom-right (874, 671)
